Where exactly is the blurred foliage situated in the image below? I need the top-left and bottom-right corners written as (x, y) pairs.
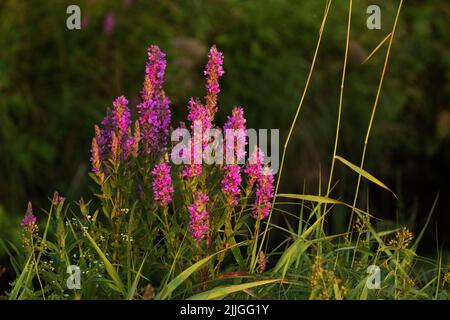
top-left (0, 0), bottom-right (449, 248)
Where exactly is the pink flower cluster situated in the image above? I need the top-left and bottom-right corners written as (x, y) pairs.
top-left (138, 45), bottom-right (171, 155)
top-left (188, 191), bottom-right (210, 242)
top-left (21, 214), bottom-right (37, 229)
top-left (221, 106), bottom-right (247, 206)
top-left (21, 202), bottom-right (38, 232)
top-left (87, 43), bottom-right (275, 242)
top-left (253, 166), bottom-right (275, 219)
top-left (204, 45), bottom-right (224, 120)
top-left (223, 106), bottom-right (247, 163)
top-left (222, 164), bottom-right (242, 206)
top-left (152, 161), bottom-right (174, 207)
top-left (244, 147), bottom-right (265, 190)
top-left (90, 95), bottom-right (136, 174)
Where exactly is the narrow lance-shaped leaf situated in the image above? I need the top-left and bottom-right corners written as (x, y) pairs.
top-left (334, 155), bottom-right (396, 197)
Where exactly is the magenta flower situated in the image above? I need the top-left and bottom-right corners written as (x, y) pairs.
top-left (182, 162), bottom-right (202, 179)
top-left (21, 202), bottom-right (37, 231)
top-left (252, 166), bottom-right (274, 219)
top-left (138, 45), bottom-right (171, 154)
top-left (137, 97), bottom-right (171, 154)
top-left (112, 96), bottom-right (131, 138)
top-left (257, 251), bottom-right (268, 273)
top-left (53, 192), bottom-right (65, 205)
top-left (223, 106), bottom-right (247, 163)
top-left (99, 96), bottom-right (132, 153)
top-left (187, 98), bottom-right (212, 139)
top-left (103, 12), bottom-right (115, 35)
top-left (142, 45), bottom-right (167, 101)
top-left (111, 96), bottom-right (133, 159)
top-left (21, 214), bottom-right (37, 229)
top-left (221, 164), bottom-right (242, 206)
top-left (204, 45), bottom-right (224, 121)
top-left (188, 191), bottom-right (210, 242)
top-left (152, 161), bottom-right (174, 207)
top-left (183, 98), bottom-right (211, 179)
top-left (244, 147), bottom-right (265, 191)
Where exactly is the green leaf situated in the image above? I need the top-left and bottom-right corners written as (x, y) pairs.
top-left (81, 228), bottom-right (126, 296)
top-left (334, 155), bottom-right (395, 196)
top-left (362, 32), bottom-right (392, 65)
top-left (126, 254), bottom-right (147, 300)
top-left (156, 254), bottom-right (214, 300)
top-left (8, 254), bottom-right (33, 300)
top-left (156, 244), bottom-right (242, 300)
top-left (276, 194), bottom-right (343, 204)
top-left (187, 279), bottom-right (283, 300)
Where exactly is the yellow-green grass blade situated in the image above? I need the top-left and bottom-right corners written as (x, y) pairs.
top-left (8, 254), bottom-right (32, 300)
top-left (273, 238), bottom-right (311, 277)
top-left (126, 254), bottom-right (148, 300)
top-left (277, 193), bottom-right (377, 220)
top-left (277, 194), bottom-right (343, 205)
top-left (362, 33), bottom-right (392, 65)
top-left (187, 279), bottom-right (283, 300)
top-left (334, 155), bottom-right (396, 196)
top-left (156, 243), bottom-right (244, 300)
top-left (82, 228), bottom-right (126, 295)
top-left (156, 254), bottom-right (214, 300)
top-left (412, 194), bottom-right (438, 251)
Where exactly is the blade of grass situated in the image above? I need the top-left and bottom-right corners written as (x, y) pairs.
top-left (411, 194), bottom-right (438, 251)
top-left (255, 0), bottom-right (333, 273)
top-left (8, 253), bottom-right (32, 300)
top-left (126, 253), bottom-right (148, 300)
top-left (82, 227), bottom-right (126, 295)
top-left (348, 0), bottom-right (404, 233)
top-left (362, 32), bottom-right (392, 65)
top-left (187, 279), bottom-right (283, 300)
top-left (156, 243), bottom-right (241, 300)
top-left (335, 155), bottom-right (395, 196)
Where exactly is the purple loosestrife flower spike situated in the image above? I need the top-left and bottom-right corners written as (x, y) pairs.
top-left (257, 251), bottom-right (268, 273)
top-left (221, 164), bottom-right (242, 206)
top-left (112, 96), bottom-right (131, 140)
top-left (21, 202), bottom-right (37, 232)
top-left (97, 95), bottom-right (133, 161)
top-left (188, 191), bottom-right (210, 242)
top-left (252, 166), bottom-right (274, 220)
top-left (21, 213), bottom-right (37, 229)
top-left (90, 125), bottom-right (106, 183)
top-left (244, 147), bottom-right (264, 191)
top-left (142, 45), bottom-right (167, 101)
top-left (152, 161), bottom-right (174, 207)
top-left (223, 106), bottom-right (247, 163)
top-left (103, 12), bottom-right (115, 35)
top-left (187, 98), bottom-right (212, 140)
top-left (110, 131), bottom-right (120, 167)
top-left (204, 45), bottom-right (224, 121)
top-left (183, 98), bottom-right (211, 179)
top-left (138, 45), bottom-right (171, 154)
top-left (132, 120), bottom-right (140, 158)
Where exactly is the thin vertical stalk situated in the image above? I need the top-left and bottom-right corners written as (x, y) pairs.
top-left (323, 0), bottom-right (353, 233)
top-left (348, 0), bottom-right (404, 235)
top-left (251, 0), bottom-right (332, 272)
top-left (326, 0), bottom-right (352, 199)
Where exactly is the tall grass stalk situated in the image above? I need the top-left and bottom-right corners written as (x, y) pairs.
top-left (348, 0), bottom-right (404, 234)
top-left (323, 0), bottom-right (353, 236)
top-left (254, 0), bottom-right (332, 272)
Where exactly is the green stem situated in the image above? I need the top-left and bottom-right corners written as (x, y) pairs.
top-left (348, 0), bottom-right (404, 237)
top-left (254, 0), bottom-right (332, 272)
